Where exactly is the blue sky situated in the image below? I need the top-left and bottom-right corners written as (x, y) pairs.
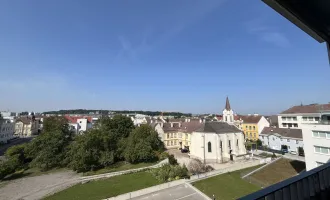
top-left (1, 0), bottom-right (329, 115)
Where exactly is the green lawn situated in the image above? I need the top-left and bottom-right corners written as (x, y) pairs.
top-left (83, 161), bottom-right (158, 176)
top-left (44, 171), bottom-right (160, 200)
top-left (192, 165), bottom-right (262, 200)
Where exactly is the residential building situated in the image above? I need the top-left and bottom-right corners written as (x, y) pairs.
top-left (0, 111), bottom-right (17, 123)
top-left (241, 115), bottom-right (270, 141)
top-left (64, 116), bottom-right (92, 134)
top-left (278, 103), bottom-right (330, 129)
top-left (162, 119), bottom-right (203, 149)
top-left (301, 113), bottom-right (330, 171)
top-left (15, 117), bottom-right (39, 137)
top-left (190, 122), bottom-right (246, 163)
top-left (259, 127), bottom-right (303, 152)
top-left (0, 115), bottom-right (15, 143)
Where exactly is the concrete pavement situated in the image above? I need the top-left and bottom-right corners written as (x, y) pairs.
top-left (131, 184), bottom-right (209, 200)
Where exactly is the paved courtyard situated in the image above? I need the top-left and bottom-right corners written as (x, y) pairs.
top-left (131, 184), bottom-right (208, 200)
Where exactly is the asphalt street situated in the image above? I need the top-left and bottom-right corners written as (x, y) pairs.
top-left (131, 184), bottom-right (208, 200)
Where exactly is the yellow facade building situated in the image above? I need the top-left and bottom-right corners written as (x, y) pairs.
top-left (241, 115), bottom-right (270, 141)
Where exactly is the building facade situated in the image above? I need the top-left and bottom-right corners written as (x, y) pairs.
top-left (301, 113), bottom-right (330, 171)
top-left (0, 118), bottom-right (15, 143)
top-left (15, 117), bottom-right (39, 137)
top-left (190, 122), bottom-right (246, 163)
top-left (259, 127), bottom-right (303, 152)
top-left (64, 116), bottom-right (92, 134)
top-left (162, 119), bottom-right (203, 149)
top-left (241, 115), bottom-right (270, 141)
top-left (278, 103), bottom-right (330, 129)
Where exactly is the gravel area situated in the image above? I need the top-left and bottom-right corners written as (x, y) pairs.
top-left (0, 170), bottom-right (80, 200)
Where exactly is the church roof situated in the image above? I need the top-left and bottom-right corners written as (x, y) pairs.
top-left (225, 96), bottom-right (231, 111)
top-left (195, 122), bottom-right (241, 134)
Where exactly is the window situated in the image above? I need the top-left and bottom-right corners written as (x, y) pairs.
top-left (250, 133), bottom-right (252, 137)
top-left (175, 140), bottom-right (177, 145)
top-left (288, 124), bottom-right (293, 128)
top-left (237, 139), bottom-right (239, 146)
top-left (171, 141), bottom-right (173, 146)
top-left (282, 117), bottom-right (286, 121)
top-left (167, 134), bottom-right (169, 139)
top-left (249, 126), bottom-right (252, 130)
top-left (208, 142), bottom-right (212, 152)
top-left (314, 146), bottom-right (330, 154)
top-left (313, 131), bottom-right (330, 138)
top-left (315, 117), bottom-right (320, 121)
top-left (293, 117), bottom-right (297, 121)
top-left (287, 117), bottom-right (292, 121)
top-left (246, 126), bottom-right (248, 129)
top-left (302, 117), bottom-right (307, 121)
top-left (287, 139), bottom-right (290, 142)
top-left (308, 117), bottom-right (313, 121)
top-left (167, 141), bottom-right (169, 146)
top-left (220, 141), bottom-right (222, 149)
top-left (229, 140), bottom-right (231, 149)
top-left (293, 124), bottom-right (298, 127)
top-left (282, 123), bottom-right (287, 127)
top-left (254, 133), bottom-right (256, 138)
top-left (296, 140), bottom-right (299, 144)
top-left (253, 126), bottom-right (255, 130)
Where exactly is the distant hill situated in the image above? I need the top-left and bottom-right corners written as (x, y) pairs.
top-left (43, 109), bottom-right (192, 117)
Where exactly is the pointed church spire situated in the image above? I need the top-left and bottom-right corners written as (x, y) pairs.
top-left (225, 96), bottom-right (231, 111)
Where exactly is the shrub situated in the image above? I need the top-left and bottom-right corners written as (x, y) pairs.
top-left (168, 154), bottom-right (178, 165)
top-left (188, 159), bottom-right (214, 174)
top-left (150, 164), bottom-right (189, 182)
top-left (158, 152), bottom-right (169, 160)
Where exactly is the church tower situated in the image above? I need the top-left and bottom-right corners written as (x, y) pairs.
top-left (223, 96), bottom-right (234, 123)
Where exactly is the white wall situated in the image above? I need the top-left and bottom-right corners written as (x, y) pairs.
top-left (278, 114), bottom-right (320, 129)
top-left (257, 116), bottom-right (270, 135)
top-left (260, 134), bottom-right (303, 151)
top-left (190, 131), bottom-right (246, 163)
top-left (301, 124), bottom-right (330, 171)
top-left (0, 122), bottom-right (15, 143)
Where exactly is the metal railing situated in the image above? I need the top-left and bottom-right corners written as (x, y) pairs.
top-left (237, 162), bottom-right (330, 200)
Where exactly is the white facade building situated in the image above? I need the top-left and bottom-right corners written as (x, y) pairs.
top-left (190, 122), bottom-right (246, 163)
top-left (259, 127), bottom-right (303, 152)
top-left (278, 103), bottom-right (330, 129)
top-left (0, 119), bottom-right (15, 143)
top-left (64, 116), bottom-right (92, 134)
top-left (301, 113), bottom-right (330, 171)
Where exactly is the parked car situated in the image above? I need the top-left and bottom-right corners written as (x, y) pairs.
top-left (181, 148), bottom-right (189, 153)
top-left (290, 151), bottom-right (297, 155)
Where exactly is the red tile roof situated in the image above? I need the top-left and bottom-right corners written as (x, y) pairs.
top-left (281, 104), bottom-right (330, 114)
top-left (64, 115), bottom-right (92, 123)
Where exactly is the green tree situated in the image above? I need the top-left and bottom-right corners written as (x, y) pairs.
top-left (124, 125), bottom-right (164, 163)
top-left (25, 116), bottom-right (72, 171)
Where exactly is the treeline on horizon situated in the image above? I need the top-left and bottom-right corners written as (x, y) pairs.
top-left (43, 109), bottom-right (192, 117)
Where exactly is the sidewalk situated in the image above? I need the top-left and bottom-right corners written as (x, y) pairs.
top-left (252, 149), bottom-right (305, 162)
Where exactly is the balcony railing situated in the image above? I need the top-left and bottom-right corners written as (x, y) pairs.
top-left (237, 161), bottom-right (330, 200)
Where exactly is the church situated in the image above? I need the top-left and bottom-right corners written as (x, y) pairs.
top-left (190, 97), bottom-right (247, 163)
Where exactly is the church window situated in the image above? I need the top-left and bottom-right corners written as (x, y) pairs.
top-left (220, 141), bottom-right (222, 149)
top-left (229, 140), bottom-right (231, 149)
top-left (237, 139), bottom-right (238, 146)
top-left (225, 116), bottom-right (228, 122)
top-left (208, 142), bottom-right (212, 152)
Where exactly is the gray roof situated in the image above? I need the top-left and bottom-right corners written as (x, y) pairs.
top-left (195, 122), bottom-right (241, 134)
top-left (261, 127), bottom-right (302, 139)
